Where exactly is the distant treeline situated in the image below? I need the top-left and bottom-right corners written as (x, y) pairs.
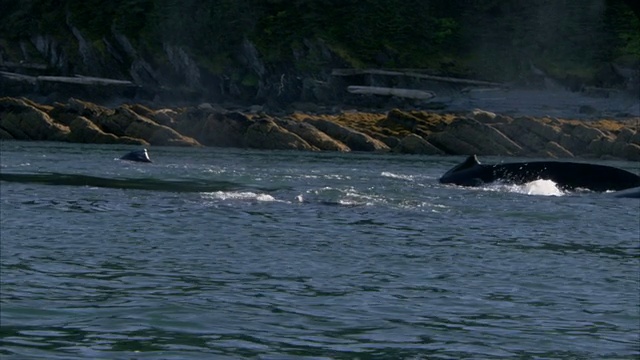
top-left (1, 0), bottom-right (638, 80)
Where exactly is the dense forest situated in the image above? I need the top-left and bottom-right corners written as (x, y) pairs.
top-left (0, 0), bottom-right (638, 105)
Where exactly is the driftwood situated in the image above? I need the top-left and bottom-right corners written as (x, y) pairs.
top-left (0, 61), bottom-right (48, 71)
top-left (333, 68), bottom-right (504, 87)
top-left (1, 71), bottom-right (135, 87)
top-left (347, 85), bottom-right (436, 100)
top-left (0, 71), bottom-right (37, 84)
top-left (38, 75), bottom-right (135, 86)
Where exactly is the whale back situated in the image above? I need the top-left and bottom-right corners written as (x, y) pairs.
top-left (440, 155), bottom-right (640, 192)
top-left (439, 155), bottom-right (494, 186)
top-left (493, 161), bottom-right (640, 191)
top-left (121, 149), bottom-right (152, 163)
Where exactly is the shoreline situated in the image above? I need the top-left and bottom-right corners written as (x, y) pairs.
top-left (1, 96), bottom-right (639, 162)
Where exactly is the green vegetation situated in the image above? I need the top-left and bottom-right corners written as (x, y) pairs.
top-left (0, 0), bottom-right (638, 82)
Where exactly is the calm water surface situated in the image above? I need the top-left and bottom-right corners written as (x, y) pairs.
top-left (1, 141), bottom-right (639, 359)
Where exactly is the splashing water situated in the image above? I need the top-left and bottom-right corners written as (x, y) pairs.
top-left (485, 179), bottom-right (564, 196)
top-left (522, 179), bottom-right (564, 196)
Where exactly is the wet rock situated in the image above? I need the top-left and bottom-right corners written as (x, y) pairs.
top-left (275, 118), bottom-right (350, 152)
top-left (544, 141), bottom-right (574, 158)
top-left (175, 110), bottom-right (252, 147)
top-left (244, 118), bottom-right (314, 150)
top-left (470, 109), bottom-right (497, 123)
top-left (0, 97), bottom-right (70, 141)
top-left (378, 108), bottom-right (419, 131)
top-left (66, 116), bottom-right (147, 145)
top-left (98, 105), bottom-right (200, 146)
top-left (622, 143), bottom-right (640, 161)
top-left (495, 116), bottom-right (562, 155)
top-left (393, 134), bottom-right (444, 155)
top-left (429, 117), bottom-right (522, 156)
top-left (303, 118), bottom-right (389, 152)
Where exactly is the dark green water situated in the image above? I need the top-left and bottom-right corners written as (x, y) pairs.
top-left (1, 141), bottom-right (638, 359)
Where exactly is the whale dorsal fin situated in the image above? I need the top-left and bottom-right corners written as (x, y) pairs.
top-left (460, 155), bottom-right (480, 169)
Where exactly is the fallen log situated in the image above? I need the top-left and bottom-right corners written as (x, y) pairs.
top-left (333, 68), bottom-right (504, 87)
top-left (37, 75), bottom-right (135, 86)
top-left (347, 85), bottom-right (436, 100)
top-left (0, 71), bottom-right (37, 84)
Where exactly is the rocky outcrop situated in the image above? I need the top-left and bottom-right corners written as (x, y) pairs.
top-left (0, 97), bottom-right (198, 146)
top-left (0, 98), bottom-right (70, 141)
top-left (1, 97), bottom-right (639, 161)
top-left (302, 118), bottom-right (390, 152)
top-left (244, 118), bottom-right (315, 150)
top-left (393, 134), bottom-right (444, 155)
top-left (428, 117), bottom-right (523, 156)
top-left (275, 118), bottom-right (351, 152)
top-left (174, 110), bottom-right (252, 147)
top-left (66, 116), bottom-right (140, 144)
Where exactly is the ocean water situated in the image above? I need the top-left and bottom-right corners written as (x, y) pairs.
top-left (1, 141), bottom-right (638, 359)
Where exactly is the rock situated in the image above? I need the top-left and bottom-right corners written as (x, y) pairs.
top-left (147, 108), bottom-right (179, 128)
top-left (98, 105), bottom-right (200, 146)
top-left (429, 117), bottom-right (522, 155)
top-left (0, 127), bottom-right (14, 139)
top-left (275, 118), bottom-right (350, 152)
top-left (617, 127), bottom-right (636, 143)
top-left (470, 109), bottom-right (497, 123)
top-left (630, 130), bottom-right (640, 145)
top-left (559, 122), bottom-right (614, 155)
top-left (0, 97), bottom-right (70, 141)
top-left (379, 135), bottom-right (401, 149)
top-left (544, 141), bottom-right (574, 158)
top-left (66, 116), bottom-right (147, 145)
top-left (1, 96), bottom-right (639, 161)
top-left (570, 122), bottom-right (611, 143)
top-left (244, 118), bottom-right (315, 150)
top-left (495, 116), bottom-right (562, 155)
top-left (175, 110), bottom-right (253, 147)
top-left (393, 134), bottom-right (444, 155)
top-left (623, 143), bottom-right (640, 161)
top-left (303, 118), bottom-right (389, 152)
top-left (48, 98), bottom-right (112, 127)
top-left (378, 108), bottom-right (419, 131)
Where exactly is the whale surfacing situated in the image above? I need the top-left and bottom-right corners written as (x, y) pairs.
top-left (440, 155), bottom-right (640, 192)
top-left (120, 149), bottom-right (152, 163)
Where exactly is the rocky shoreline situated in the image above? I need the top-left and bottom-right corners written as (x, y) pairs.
top-left (1, 96), bottom-right (639, 161)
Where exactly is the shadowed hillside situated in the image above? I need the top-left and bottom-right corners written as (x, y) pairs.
top-left (0, 0), bottom-right (638, 107)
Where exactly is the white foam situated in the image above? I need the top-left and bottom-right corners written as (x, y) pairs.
top-left (202, 191), bottom-right (277, 202)
top-left (485, 179), bottom-right (563, 196)
top-left (381, 171), bottom-right (414, 181)
top-left (522, 179), bottom-right (564, 196)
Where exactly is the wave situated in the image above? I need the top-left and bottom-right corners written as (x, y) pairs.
top-left (484, 179), bottom-right (564, 196)
top-left (0, 172), bottom-right (268, 193)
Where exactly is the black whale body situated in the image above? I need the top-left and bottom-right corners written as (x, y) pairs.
top-left (120, 149), bottom-right (152, 163)
top-left (440, 155), bottom-right (640, 192)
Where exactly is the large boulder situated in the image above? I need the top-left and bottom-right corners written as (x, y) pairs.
top-left (378, 108), bottom-right (419, 132)
top-left (244, 118), bottom-right (315, 150)
top-left (0, 97), bottom-right (70, 141)
top-left (98, 105), bottom-right (200, 146)
top-left (622, 143), bottom-right (640, 161)
top-left (0, 127), bottom-right (14, 139)
top-left (175, 110), bottom-right (252, 147)
top-left (494, 116), bottom-right (565, 157)
top-left (559, 122), bottom-right (614, 156)
top-left (276, 118), bottom-right (350, 152)
top-left (393, 134), bottom-right (444, 155)
top-left (66, 116), bottom-right (147, 145)
top-left (303, 118), bottom-right (389, 152)
top-left (428, 117), bottom-right (523, 156)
